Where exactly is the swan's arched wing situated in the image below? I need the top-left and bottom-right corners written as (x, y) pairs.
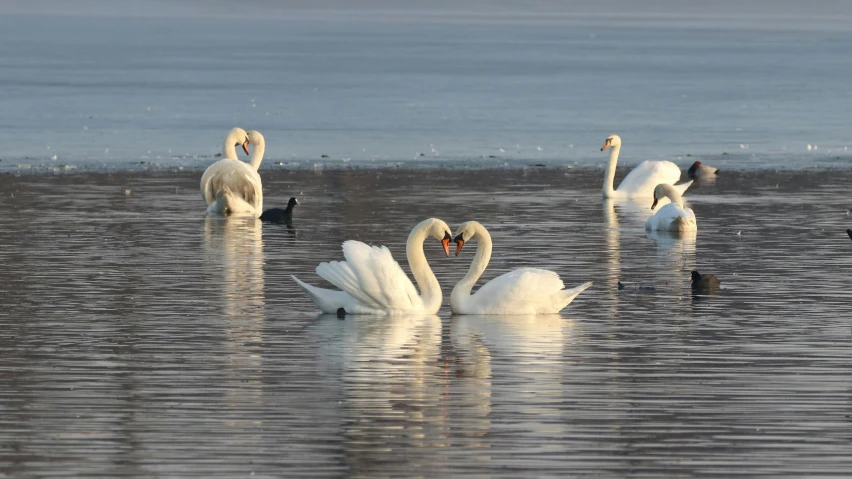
top-left (340, 240), bottom-right (421, 310)
top-left (473, 267), bottom-right (565, 307)
top-left (617, 160), bottom-right (682, 197)
top-left (316, 259), bottom-right (384, 309)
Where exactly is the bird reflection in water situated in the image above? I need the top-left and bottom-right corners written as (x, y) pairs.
top-left (202, 216), bottom-right (265, 415)
top-left (451, 314), bottom-right (573, 457)
top-left (313, 313), bottom-right (447, 475)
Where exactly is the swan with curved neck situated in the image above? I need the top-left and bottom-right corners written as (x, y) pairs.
top-left (200, 128), bottom-right (265, 217)
top-left (292, 218), bottom-right (453, 315)
top-left (601, 134), bottom-right (692, 199)
top-left (450, 221), bottom-right (592, 315)
top-left (645, 183), bottom-right (697, 232)
top-left (246, 129), bottom-right (265, 171)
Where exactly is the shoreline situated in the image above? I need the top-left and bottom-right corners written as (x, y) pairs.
top-left (3, 154), bottom-right (852, 177)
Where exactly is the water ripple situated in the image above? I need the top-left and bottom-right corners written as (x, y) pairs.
top-left (0, 168), bottom-right (850, 477)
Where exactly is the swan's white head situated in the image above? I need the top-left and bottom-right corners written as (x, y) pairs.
top-left (601, 134), bottom-right (622, 151)
top-left (226, 127), bottom-right (250, 156)
top-left (651, 183), bottom-right (676, 210)
top-left (452, 221), bottom-right (481, 256)
top-left (246, 130), bottom-right (265, 154)
top-left (433, 219), bottom-right (453, 257)
top-left (413, 218), bottom-right (452, 257)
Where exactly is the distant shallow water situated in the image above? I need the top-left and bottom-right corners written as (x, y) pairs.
top-left (1, 168), bottom-right (850, 477)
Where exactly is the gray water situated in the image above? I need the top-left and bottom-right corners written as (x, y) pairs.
top-left (1, 168), bottom-right (850, 477)
top-left (2, 12), bottom-right (852, 171)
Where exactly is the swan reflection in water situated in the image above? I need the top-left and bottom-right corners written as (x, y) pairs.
top-left (203, 217), bottom-right (265, 314)
top-left (202, 217), bottom-right (265, 412)
top-left (605, 199), bottom-right (696, 290)
top-left (451, 314), bottom-right (575, 458)
top-left (312, 313), bottom-right (446, 474)
top-left (645, 225), bottom-right (697, 287)
top-left (604, 198), bottom-right (654, 292)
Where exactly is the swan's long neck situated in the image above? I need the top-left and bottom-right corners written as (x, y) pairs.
top-left (249, 138), bottom-right (265, 171)
top-left (222, 137), bottom-right (239, 160)
top-left (451, 223), bottom-right (492, 306)
top-left (603, 144), bottom-right (620, 197)
top-left (663, 187), bottom-right (684, 208)
top-left (406, 222), bottom-right (442, 311)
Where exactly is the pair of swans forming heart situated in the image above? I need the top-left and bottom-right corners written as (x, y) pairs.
top-left (200, 127), bottom-right (266, 217)
top-left (293, 218), bottom-right (592, 316)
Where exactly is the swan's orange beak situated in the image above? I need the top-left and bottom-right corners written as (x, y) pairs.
top-left (454, 236), bottom-right (465, 256)
top-left (441, 233), bottom-right (451, 257)
top-left (601, 139), bottom-right (612, 151)
top-left (651, 197), bottom-right (659, 210)
top-left (242, 139), bottom-right (250, 156)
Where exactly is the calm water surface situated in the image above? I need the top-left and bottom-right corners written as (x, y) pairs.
top-left (0, 167), bottom-right (850, 477)
top-left (1, 13), bottom-right (852, 170)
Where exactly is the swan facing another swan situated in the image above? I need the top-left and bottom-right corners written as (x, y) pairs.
top-left (601, 134), bottom-right (692, 199)
top-left (292, 218), bottom-right (452, 315)
top-left (201, 128), bottom-right (266, 217)
top-left (450, 221), bottom-right (592, 315)
top-left (645, 184), bottom-right (697, 233)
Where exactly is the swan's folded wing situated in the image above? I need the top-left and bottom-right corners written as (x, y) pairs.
top-left (341, 240), bottom-right (420, 310)
top-left (475, 267), bottom-right (565, 306)
top-left (645, 203), bottom-right (697, 231)
top-left (200, 161), bottom-right (224, 205)
top-left (222, 165), bottom-right (263, 211)
top-left (619, 160), bottom-right (683, 197)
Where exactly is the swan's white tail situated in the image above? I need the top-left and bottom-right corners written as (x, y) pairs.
top-left (559, 281), bottom-right (593, 309)
top-left (207, 186), bottom-right (238, 216)
top-left (670, 216), bottom-right (697, 234)
top-left (208, 186), bottom-right (256, 216)
top-left (292, 275), bottom-right (340, 314)
top-left (673, 180), bottom-right (693, 196)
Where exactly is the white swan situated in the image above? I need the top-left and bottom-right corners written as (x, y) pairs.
top-left (645, 183), bottom-right (698, 233)
top-left (450, 221), bottom-right (592, 315)
top-left (201, 128), bottom-right (265, 217)
top-left (601, 134), bottom-right (692, 199)
top-left (292, 218), bottom-right (453, 315)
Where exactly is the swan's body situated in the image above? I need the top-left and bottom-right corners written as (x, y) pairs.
top-left (645, 184), bottom-right (698, 233)
top-left (450, 221), bottom-right (592, 315)
top-left (601, 134), bottom-right (692, 200)
top-left (201, 129), bottom-right (265, 217)
top-left (292, 218), bottom-right (452, 315)
top-left (687, 161), bottom-right (719, 179)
